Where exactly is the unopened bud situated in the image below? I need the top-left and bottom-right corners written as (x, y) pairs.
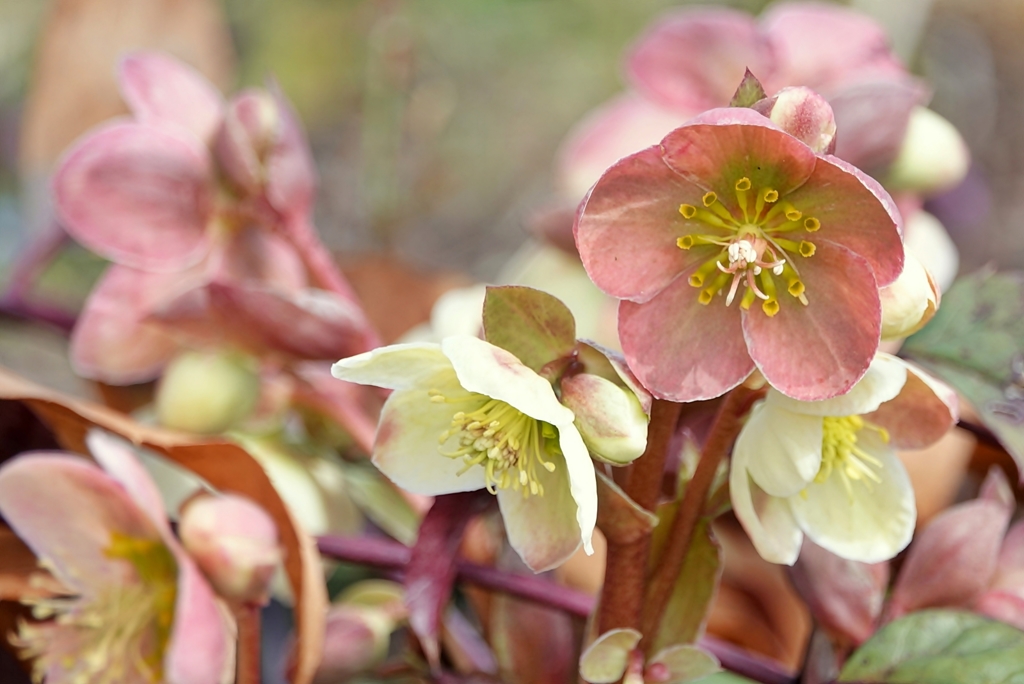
top-left (560, 373), bottom-right (648, 465)
top-left (215, 89), bottom-right (281, 196)
top-left (885, 106), bottom-right (969, 194)
top-left (155, 350), bottom-right (259, 434)
top-left (179, 493), bottom-right (281, 607)
top-left (880, 250), bottom-right (939, 340)
top-left (764, 87), bottom-right (836, 154)
top-left (312, 604), bottom-right (395, 683)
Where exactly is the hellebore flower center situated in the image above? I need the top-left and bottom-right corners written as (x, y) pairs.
top-left (813, 415), bottom-right (889, 498)
top-left (677, 176), bottom-right (819, 316)
top-left (16, 533), bottom-right (177, 684)
top-left (429, 389), bottom-right (560, 497)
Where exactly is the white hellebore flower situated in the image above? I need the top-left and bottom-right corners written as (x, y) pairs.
top-left (731, 354), bottom-right (957, 565)
top-left (332, 335), bottom-right (597, 572)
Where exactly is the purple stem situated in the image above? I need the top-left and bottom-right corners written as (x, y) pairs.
top-left (317, 535), bottom-right (798, 684)
top-left (0, 296), bottom-right (77, 333)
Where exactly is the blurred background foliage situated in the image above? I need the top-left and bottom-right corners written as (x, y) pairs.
top-left (0, 0), bottom-right (1023, 296)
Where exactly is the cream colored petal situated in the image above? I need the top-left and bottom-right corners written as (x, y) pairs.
top-left (789, 431), bottom-right (916, 563)
top-left (560, 373), bottom-right (648, 465)
top-left (331, 343), bottom-right (454, 391)
top-left (558, 423), bottom-right (597, 556)
top-left (441, 336), bottom-right (574, 426)
top-left (373, 385), bottom-right (487, 496)
top-left (737, 401), bottom-right (822, 498)
top-left (880, 250), bottom-right (939, 340)
top-left (729, 450), bottom-right (803, 565)
top-left (767, 353), bottom-right (907, 417)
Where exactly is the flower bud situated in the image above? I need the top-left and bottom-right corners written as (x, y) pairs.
top-left (215, 89), bottom-right (280, 196)
top-left (179, 493), bottom-right (281, 607)
top-left (880, 250), bottom-right (939, 340)
top-left (764, 87), bottom-right (836, 154)
top-left (560, 373), bottom-right (648, 465)
top-left (155, 350), bottom-right (259, 434)
top-left (903, 209), bottom-right (959, 293)
top-left (312, 604), bottom-right (395, 683)
top-left (885, 106), bottom-right (969, 194)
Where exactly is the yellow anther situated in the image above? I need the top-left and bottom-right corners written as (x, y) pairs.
top-left (804, 217), bottom-right (820, 232)
top-left (799, 240), bottom-right (816, 257)
top-left (689, 257), bottom-right (725, 288)
top-left (762, 298), bottom-right (780, 316)
top-left (786, 208), bottom-right (803, 221)
top-left (763, 188), bottom-right (779, 203)
top-left (735, 177), bottom-right (752, 191)
top-left (680, 204), bottom-right (697, 219)
top-left (788, 279), bottom-right (805, 297)
top-left (702, 191), bottom-right (718, 206)
top-left (677, 235), bottom-right (695, 250)
top-left (698, 289), bottom-right (715, 305)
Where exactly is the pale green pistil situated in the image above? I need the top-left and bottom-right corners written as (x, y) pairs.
top-left (429, 390), bottom-right (558, 497)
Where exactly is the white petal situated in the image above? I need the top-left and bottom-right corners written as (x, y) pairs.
top-left (904, 209), bottom-right (959, 293)
top-left (767, 353), bottom-right (907, 417)
top-left (497, 452), bottom-right (584, 572)
top-left (729, 450), bottom-right (803, 565)
top-left (736, 401), bottom-right (822, 497)
top-left (441, 336), bottom-right (573, 426)
top-left (331, 343), bottom-right (453, 391)
top-left (880, 250), bottom-right (938, 340)
top-left (789, 431), bottom-right (916, 564)
top-left (557, 423), bottom-right (597, 556)
top-left (373, 385), bottom-right (486, 496)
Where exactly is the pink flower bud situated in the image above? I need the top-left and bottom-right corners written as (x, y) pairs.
top-left (312, 604), bottom-right (394, 683)
top-left (179, 493), bottom-right (282, 607)
top-left (762, 87), bottom-right (836, 154)
top-left (215, 89), bottom-right (280, 197)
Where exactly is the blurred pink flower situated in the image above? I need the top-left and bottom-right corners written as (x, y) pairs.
top-left (0, 431), bottom-right (229, 684)
top-left (574, 107), bottom-right (902, 401)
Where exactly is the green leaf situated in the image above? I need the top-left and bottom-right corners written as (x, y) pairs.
top-left (482, 286), bottom-right (577, 373)
top-left (728, 68), bottom-right (767, 108)
top-left (902, 269), bottom-right (1024, 470)
top-left (648, 644), bottom-right (720, 684)
top-left (579, 629), bottom-right (642, 684)
top-left (839, 609), bottom-right (1024, 683)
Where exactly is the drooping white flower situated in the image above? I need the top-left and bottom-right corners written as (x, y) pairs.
top-left (730, 353), bottom-right (957, 565)
top-left (332, 335), bottom-right (598, 572)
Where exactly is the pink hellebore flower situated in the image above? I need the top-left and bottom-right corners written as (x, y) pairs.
top-left (558, 2), bottom-right (927, 201)
top-left (331, 336), bottom-right (599, 572)
top-left (575, 106), bottom-right (902, 401)
top-left (730, 354), bottom-right (957, 565)
top-left (0, 431), bottom-right (229, 684)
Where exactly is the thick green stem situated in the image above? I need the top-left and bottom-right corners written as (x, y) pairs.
top-left (597, 399), bottom-right (681, 634)
top-left (639, 386), bottom-right (759, 644)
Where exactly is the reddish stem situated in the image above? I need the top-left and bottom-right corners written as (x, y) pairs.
top-left (596, 399), bottom-right (682, 634)
top-left (640, 386), bottom-right (760, 643)
top-left (236, 604), bottom-right (262, 684)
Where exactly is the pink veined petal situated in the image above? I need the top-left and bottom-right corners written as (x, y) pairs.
top-left (761, 2), bottom-right (905, 91)
top-left (743, 240), bottom-right (880, 401)
top-left (54, 121), bottom-right (213, 272)
top-left (574, 146), bottom-right (709, 303)
top-left (265, 80), bottom-right (317, 220)
top-left (70, 264), bottom-right (196, 384)
top-left (497, 457), bottom-right (584, 572)
top-left (619, 273), bottom-right (755, 402)
top-left (86, 431), bottom-right (170, 534)
top-left (119, 52), bottom-right (225, 145)
top-left (659, 109), bottom-right (818, 203)
top-left (829, 78), bottom-right (927, 173)
top-left (213, 227), bottom-right (308, 292)
top-left (556, 93), bottom-right (691, 202)
top-left (627, 7), bottom-right (775, 111)
top-left (0, 454), bottom-right (161, 593)
top-left (164, 542), bottom-right (231, 684)
top-left (865, 361), bottom-right (958, 450)
top-left (784, 155), bottom-right (903, 287)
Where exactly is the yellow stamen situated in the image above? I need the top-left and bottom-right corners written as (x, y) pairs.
top-left (735, 177), bottom-right (752, 191)
top-left (787, 279), bottom-right (805, 297)
top-left (799, 240), bottom-right (816, 257)
top-left (762, 298), bottom-right (780, 316)
top-left (804, 217), bottom-right (820, 232)
top-left (702, 191), bottom-right (718, 206)
top-left (680, 204), bottom-right (697, 219)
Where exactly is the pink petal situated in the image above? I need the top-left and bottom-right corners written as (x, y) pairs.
top-left (86, 431), bottom-right (170, 533)
top-left (990, 520), bottom-right (1024, 595)
top-left (574, 145), bottom-right (709, 303)
top-left (556, 93), bottom-right (690, 201)
top-left (865, 362), bottom-right (958, 449)
top-left (164, 543), bottom-right (231, 684)
top-left (55, 122), bottom-right (213, 272)
top-left (0, 454), bottom-right (161, 593)
top-left (660, 108), bottom-right (818, 200)
top-left (214, 89), bottom-right (272, 197)
top-left (761, 3), bottom-right (905, 91)
top-left (975, 590), bottom-right (1024, 631)
top-left (214, 227), bottom-right (308, 291)
top-left (266, 81), bottom-right (317, 220)
top-left (888, 498), bottom-right (1011, 618)
top-left (743, 241), bottom-right (880, 401)
top-left (784, 155), bottom-right (903, 287)
top-left (627, 7), bottom-right (774, 111)
top-left (619, 275), bottom-right (754, 402)
top-left (829, 79), bottom-right (927, 173)
top-left (70, 264), bottom-right (196, 384)
top-left (119, 52), bottom-right (225, 144)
